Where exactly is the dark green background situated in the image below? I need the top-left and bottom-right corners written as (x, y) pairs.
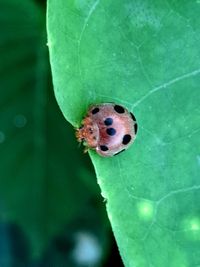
top-left (0, 0), bottom-right (122, 266)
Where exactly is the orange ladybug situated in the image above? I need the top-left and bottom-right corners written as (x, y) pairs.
top-left (76, 103), bottom-right (138, 157)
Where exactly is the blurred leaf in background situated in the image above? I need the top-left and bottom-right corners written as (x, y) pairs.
top-left (0, 0), bottom-right (122, 266)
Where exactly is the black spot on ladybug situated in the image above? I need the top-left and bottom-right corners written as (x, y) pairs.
top-left (104, 117), bottom-right (113, 126)
top-left (91, 107), bottom-right (99, 114)
top-left (122, 134), bottom-right (131, 145)
top-left (106, 128), bottom-right (116, 136)
top-left (134, 123), bottom-right (138, 134)
top-left (114, 149), bottom-right (125, 156)
top-left (130, 112), bottom-right (136, 122)
top-left (114, 105), bottom-right (125, 114)
top-left (100, 145), bottom-right (109, 151)
top-left (89, 128), bottom-right (93, 134)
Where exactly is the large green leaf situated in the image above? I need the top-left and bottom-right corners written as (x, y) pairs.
top-left (47, 0), bottom-right (200, 266)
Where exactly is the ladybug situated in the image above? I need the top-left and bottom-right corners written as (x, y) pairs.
top-left (76, 103), bottom-right (138, 157)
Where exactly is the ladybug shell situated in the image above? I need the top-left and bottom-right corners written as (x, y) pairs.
top-left (77, 103), bottom-right (138, 157)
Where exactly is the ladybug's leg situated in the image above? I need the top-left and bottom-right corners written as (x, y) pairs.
top-left (75, 128), bottom-right (84, 142)
top-left (83, 146), bottom-right (89, 153)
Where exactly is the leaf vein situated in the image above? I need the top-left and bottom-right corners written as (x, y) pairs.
top-left (77, 0), bottom-right (100, 79)
top-left (132, 68), bottom-right (200, 109)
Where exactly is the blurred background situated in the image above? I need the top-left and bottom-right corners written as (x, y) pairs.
top-left (0, 0), bottom-right (124, 266)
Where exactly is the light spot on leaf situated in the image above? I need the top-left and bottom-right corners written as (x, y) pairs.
top-left (13, 114), bottom-right (27, 128)
top-left (0, 131), bottom-right (5, 143)
top-left (137, 201), bottom-right (154, 219)
top-left (190, 218), bottom-right (200, 231)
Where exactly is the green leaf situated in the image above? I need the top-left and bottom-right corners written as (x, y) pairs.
top-left (47, 0), bottom-right (200, 266)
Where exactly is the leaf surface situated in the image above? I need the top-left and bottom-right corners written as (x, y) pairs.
top-left (47, 0), bottom-right (200, 266)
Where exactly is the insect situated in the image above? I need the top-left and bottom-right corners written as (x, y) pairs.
top-left (76, 103), bottom-right (138, 157)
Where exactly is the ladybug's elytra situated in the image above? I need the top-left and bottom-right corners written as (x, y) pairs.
top-left (76, 103), bottom-right (138, 157)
